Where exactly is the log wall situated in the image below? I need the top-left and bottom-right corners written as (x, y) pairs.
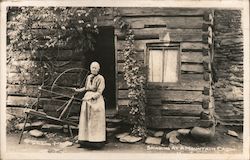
top-left (7, 8), bottom-right (227, 129)
top-left (6, 8), bottom-right (87, 117)
top-left (115, 8), bottom-right (215, 129)
top-left (213, 10), bottom-right (243, 126)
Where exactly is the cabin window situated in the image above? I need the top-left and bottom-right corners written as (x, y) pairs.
top-left (147, 47), bottom-right (179, 83)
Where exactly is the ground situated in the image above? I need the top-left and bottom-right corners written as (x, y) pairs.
top-left (6, 125), bottom-right (243, 154)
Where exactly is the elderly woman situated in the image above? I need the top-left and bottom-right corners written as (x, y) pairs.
top-left (73, 61), bottom-right (106, 149)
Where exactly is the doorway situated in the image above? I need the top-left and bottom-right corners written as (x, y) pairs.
top-left (86, 27), bottom-right (116, 111)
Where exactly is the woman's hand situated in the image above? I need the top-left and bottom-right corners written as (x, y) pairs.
top-left (83, 97), bottom-right (92, 101)
top-left (72, 87), bottom-right (85, 92)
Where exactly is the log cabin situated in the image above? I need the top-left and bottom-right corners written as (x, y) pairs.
top-left (7, 7), bottom-right (216, 129)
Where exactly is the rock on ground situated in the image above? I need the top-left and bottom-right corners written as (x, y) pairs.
top-left (154, 131), bottom-right (164, 137)
top-left (145, 137), bottom-right (162, 145)
top-left (177, 129), bottom-right (191, 135)
top-left (119, 135), bottom-right (142, 143)
top-left (30, 121), bottom-right (45, 128)
top-left (227, 130), bottom-right (238, 137)
top-left (169, 136), bottom-right (180, 144)
top-left (59, 141), bottom-right (73, 148)
top-left (15, 123), bottom-right (31, 130)
top-left (115, 132), bottom-right (129, 139)
top-left (6, 113), bottom-right (15, 122)
top-left (29, 129), bottom-right (44, 138)
top-left (166, 130), bottom-right (180, 140)
top-left (190, 126), bottom-right (215, 140)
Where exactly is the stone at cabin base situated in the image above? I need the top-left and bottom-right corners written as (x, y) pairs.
top-left (166, 131), bottom-right (180, 139)
top-left (190, 126), bottom-right (215, 141)
top-left (59, 141), bottom-right (73, 148)
top-left (169, 136), bottom-right (180, 144)
top-left (15, 123), bottom-right (31, 130)
top-left (119, 135), bottom-right (142, 143)
top-left (227, 130), bottom-right (238, 137)
top-left (145, 137), bottom-right (162, 145)
top-left (177, 129), bottom-right (191, 135)
top-left (115, 132), bottom-right (129, 139)
top-left (154, 131), bottom-right (164, 137)
top-left (29, 129), bottom-right (44, 138)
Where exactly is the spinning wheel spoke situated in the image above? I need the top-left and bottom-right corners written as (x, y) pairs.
top-left (44, 67), bottom-right (89, 119)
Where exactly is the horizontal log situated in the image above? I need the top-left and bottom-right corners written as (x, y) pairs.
top-left (181, 52), bottom-right (207, 63)
top-left (7, 95), bottom-right (81, 108)
top-left (7, 84), bottom-right (40, 97)
top-left (117, 74), bottom-right (127, 89)
top-left (125, 17), bottom-right (204, 29)
top-left (10, 50), bottom-right (83, 61)
top-left (162, 103), bottom-right (203, 111)
top-left (146, 116), bottom-right (214, 128)
top-left (147, 99), bottom-right (162, 105)
top-left (217, 114), bottom-right (243, 120)
top-left (146, 104), bottom-right (203, 116)
top-left (181, 42), bottom-right (209, 50)
top-left (117, 99), bottom-right (129, 106)
top-left (7, 72), bottom-right (85, 86)
top-left (7, 96), bottom-right (37, 107)
top-left (146, 90), bottom-right (205, 102)
top-left (31, 15), bottom-right (114, 28)
top-left (118, 73), bottom-right (209, 90)
top-left (6, 84), bottom-right (77, 98)
top-left (117, 51), bottom-right (144, 62)
top-left (116, 39), bottom-right (157, 51)
top-left (118, 61), bottom-right (205, 73)
top-left (7, 60), bottom-right (84, 73)
top-left (97, 15), bottom-right (115, 27)
top-left (118, 90), bottom-right (129, 99)
top-left (115, 28), bottom-right (203, 41)
top-left (118, 62), bottom-right (204, 74)
top-left (118, 8), bottom-right (208, 16)
top-left (7, 72), bottom-right (43, 85)
top-left (117, 105), bottom-right (131, 117)
top-left (181, 64), bottom-right (204, 73)
top-left (117, 63), bottom-right (124, 73)
top-left (118, 89), bottom-right (205, 102)
top-left (218, 119), bottom-right (243, 125)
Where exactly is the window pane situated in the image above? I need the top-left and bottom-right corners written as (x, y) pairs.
top-left (148, 50), bottom-right (163, 82)
top-left (163, 50), bottom-right (178, 82)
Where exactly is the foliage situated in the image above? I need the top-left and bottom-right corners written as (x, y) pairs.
top-left (7, 7), bottom-right (104, 85)
top-left (7, 7), bottom-right (104, 58)
top-left (6, 114), bottom-right (25, 134)
top-left (115, 16), bottom-right (147, 137)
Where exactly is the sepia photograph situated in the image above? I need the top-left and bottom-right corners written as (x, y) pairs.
top-left (0, 0), bottom-right (249, 159)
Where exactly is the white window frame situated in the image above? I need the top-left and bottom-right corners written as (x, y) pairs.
top-left (146, 44), bottom-right (181, 86)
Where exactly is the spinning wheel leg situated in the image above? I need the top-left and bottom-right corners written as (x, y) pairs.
top-left (18, 113), bottom-right (29, 144)
top-left (67, 125), bottom-right (73, 138)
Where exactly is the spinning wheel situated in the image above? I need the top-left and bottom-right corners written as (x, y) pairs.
top-left (18, 67), bottom-right (89, 144)
top-left (42, 67), bottom-right (89, 119)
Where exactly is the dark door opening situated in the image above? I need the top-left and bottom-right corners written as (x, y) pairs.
top-left (86, 27), bottom-right (116, 111)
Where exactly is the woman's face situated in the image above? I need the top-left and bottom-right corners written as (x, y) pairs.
top-left (90, 63), bottom-right (100, 75)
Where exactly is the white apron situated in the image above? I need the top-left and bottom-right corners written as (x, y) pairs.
top-left (78, 74), bottom-right (106, 142)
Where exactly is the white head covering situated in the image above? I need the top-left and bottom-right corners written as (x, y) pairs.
top-left (90, 61), bottom-right (100, 70)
